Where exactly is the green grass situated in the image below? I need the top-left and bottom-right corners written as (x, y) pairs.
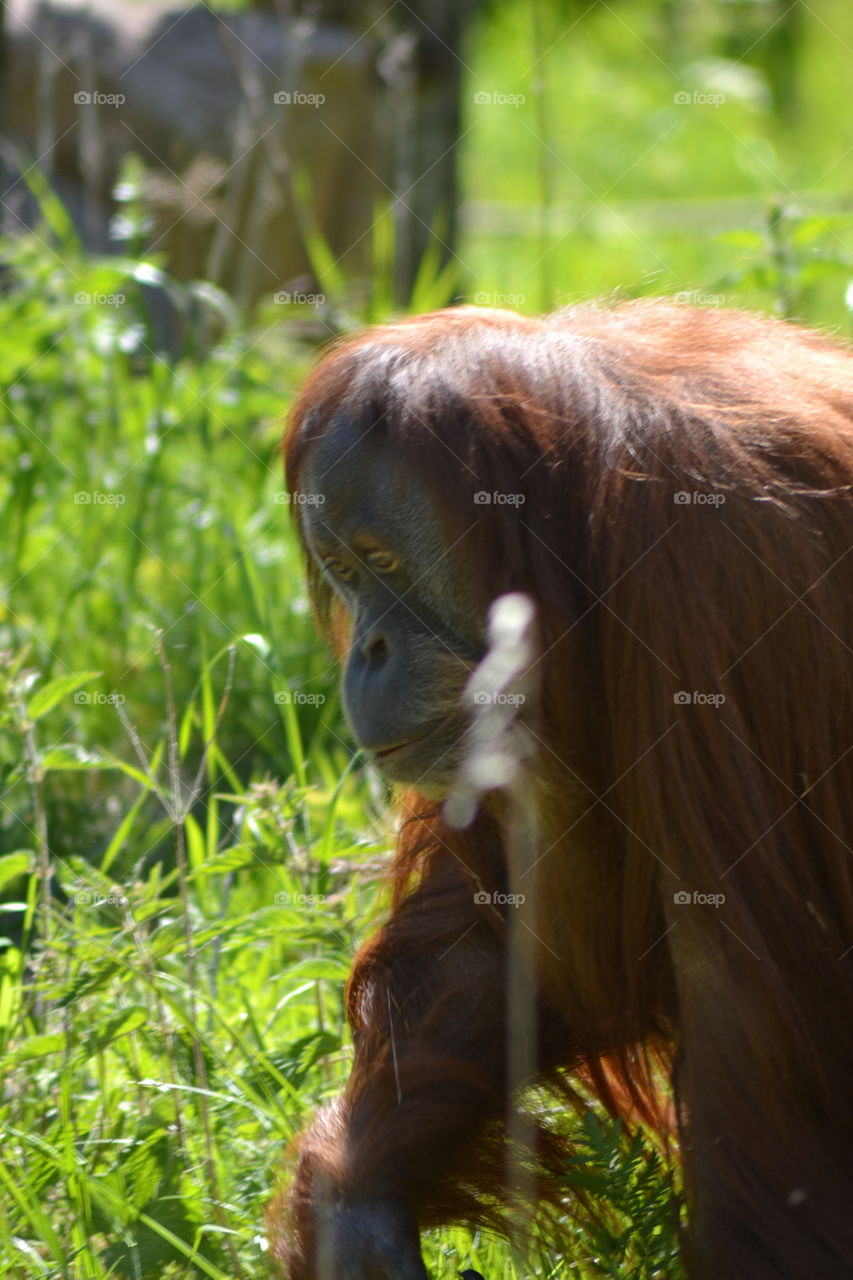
top-left (1, 0), bottom-right (853, 1274)
top-left (459, 0), bottom-right (853, 320)
top-left (0, 227), bottom-right (685, 1278)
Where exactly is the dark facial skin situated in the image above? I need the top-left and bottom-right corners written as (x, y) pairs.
top-left (300, 419), bottom-right (486, 796)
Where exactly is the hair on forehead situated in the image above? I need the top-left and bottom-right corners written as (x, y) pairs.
top-left (285, 299), bottom-right (853, 636)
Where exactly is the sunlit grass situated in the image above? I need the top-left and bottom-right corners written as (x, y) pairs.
top-left (1, 1), bottom-right (852, 1272)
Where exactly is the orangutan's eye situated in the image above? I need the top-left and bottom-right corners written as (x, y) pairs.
top-left (366, 549), bottom-right (399, 573)
top-left (322, 558), bottom-right (356, 583)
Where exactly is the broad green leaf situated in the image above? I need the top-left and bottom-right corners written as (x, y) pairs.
top-left (38, 744), bottom-right (111, 771)
top-left (27, 670), bottom-right (101, 719)
top-left (0, 851), bottom-right (31, 891)
top-left (86, 1005), bottom-right (148, 1053)
top-left (14, 1031), bottom-right (66, 1058)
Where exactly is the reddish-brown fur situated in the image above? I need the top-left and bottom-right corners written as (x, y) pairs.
top-left (273, 302), bottom-right (853, 1278)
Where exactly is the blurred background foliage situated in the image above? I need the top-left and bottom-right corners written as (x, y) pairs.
top-left (0, 0), bottom-right (850, 1275)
